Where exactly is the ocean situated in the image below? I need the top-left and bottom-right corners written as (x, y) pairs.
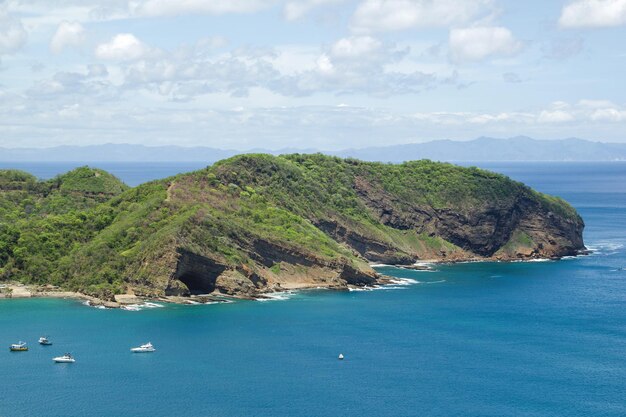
top-left (1, 162), bottom-right (625, 416)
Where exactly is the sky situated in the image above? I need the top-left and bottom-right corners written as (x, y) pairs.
top-left (1, 0), bottom-right (626, 150)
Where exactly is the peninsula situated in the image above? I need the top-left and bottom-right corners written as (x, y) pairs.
top-left (0, 154), bottom-right (585, 304)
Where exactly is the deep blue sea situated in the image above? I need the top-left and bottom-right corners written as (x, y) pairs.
top-left (1, 162), bottom-right (625, 416)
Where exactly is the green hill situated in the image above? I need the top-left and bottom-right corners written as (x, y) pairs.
top-left (0, 155), bottom-right (584, 300)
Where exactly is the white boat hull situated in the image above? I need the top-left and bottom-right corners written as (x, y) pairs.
top-left (131, 347), bottom-right (155, 353)
top-left (53, 357), bottom-right (75, 363)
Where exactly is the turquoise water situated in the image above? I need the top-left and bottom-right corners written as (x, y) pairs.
top-left (1, 162), bottom-right (625, 416)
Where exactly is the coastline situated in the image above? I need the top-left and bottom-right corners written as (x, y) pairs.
top-left (0, 251), bottom-right (589, 309)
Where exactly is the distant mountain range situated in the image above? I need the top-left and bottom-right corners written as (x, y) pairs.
top-left (2, 137), bottom-right (625, 162)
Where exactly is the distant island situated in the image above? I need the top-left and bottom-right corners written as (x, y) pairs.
top-left (1, 137), bottom-right (625, 163)
top-left (0, 154), bottom-right (585, 306)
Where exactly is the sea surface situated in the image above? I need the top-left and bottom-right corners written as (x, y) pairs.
top-left (1, 162), bottom-right (625, 416)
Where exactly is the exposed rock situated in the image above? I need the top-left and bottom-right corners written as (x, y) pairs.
top-left (1, 154), bottom-right (585, 301)
top-left (166, 249), bottom-right (228, 296)
top-left (114, 294), bottom-right (142, 305)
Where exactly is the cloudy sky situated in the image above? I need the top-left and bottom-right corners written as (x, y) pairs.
top-left (1, 0), bottom-right (626, 150)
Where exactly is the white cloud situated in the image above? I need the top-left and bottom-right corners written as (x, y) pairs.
top-left (467, 112), bottom-right (528, 124)
top-left (538, 110), bottom-right (575, 123)
top-left (4, 96), bottom-right (626, 149)
top-left (50, 21), bottom-right (85, 53)
top-left (93, 35), bottom-right (440, 100)
top-left (330, 36), bottom-right (382, 59)
top-left (411, 111), bottom-right (534, 126)
top-left (87, 63), bottom-right (109, 77)
top-left (551, 100), bottom-right (570, 110)
top-left (351, 0), bottom-right (493, 33)
top-left (27, 67), bottom-right (113, 99)
top-left (0, 12), bottom-right (28, 55)
top-left (578, 99), bottom-right (615, 108)
top-left (316, 54), bottom-right (334, 74)
top-left (129, 0), bottom-right (276, 17)
top-left (449, 26), bottom-right (523, 63)
top-left (284, 0), bottom-right (344, 20)
top-left (590, 108), bottom-right (626, 121)
top-left (559, 0), bottom-right (626, 28)
top-left (95, 33), bottom-right (151, 61)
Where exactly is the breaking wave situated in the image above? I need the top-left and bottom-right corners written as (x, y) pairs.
top-left (255, 291), bottom-right (296, 302)
top-left (121, 302), bottom-right (165, 311)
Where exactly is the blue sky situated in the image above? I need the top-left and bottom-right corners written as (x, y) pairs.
top-left (1, 0), bottom-right (625, 149)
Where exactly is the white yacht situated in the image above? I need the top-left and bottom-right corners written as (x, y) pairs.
top-left (39, 336), bottom-right (52, 345)
top-left (53, 353), bottom-right (75, 363)
top-left (131, 342), bottom-right (155, 353)
top-left (10, 341), bottom-right (28, 351)
top-left (338, 353), bottom-right (344, 360)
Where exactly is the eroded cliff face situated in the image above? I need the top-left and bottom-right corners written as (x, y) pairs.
top-left (334, 175), bottom-right (586, 262)
top-left (23, 154), bottom-right (583, 301)
top-left (156, 178), bottom-right (583, 299)
top-left (159, 240), bottom-right (378, 299)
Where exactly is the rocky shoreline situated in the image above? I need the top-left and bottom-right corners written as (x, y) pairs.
top-left (0, 250), bottom-right (589, 309)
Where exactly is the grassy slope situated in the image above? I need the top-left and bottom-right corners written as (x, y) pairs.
top-left (0, 155), bottom-right (582, 299)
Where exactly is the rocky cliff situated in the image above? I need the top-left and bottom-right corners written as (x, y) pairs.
top-left (0, 155), bottom-right (585, 301)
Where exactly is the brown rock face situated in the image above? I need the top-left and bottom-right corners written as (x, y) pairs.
top-left (316, 219), bottom-right (415, 265)
top-left (166, 249), bottom-right (227, 296)
top-left (165, 237), bottom-right (379, 298)
top-left (136, 156), bottom-right (585, 299)
top-left (341, 175), bottom-right (585, 262)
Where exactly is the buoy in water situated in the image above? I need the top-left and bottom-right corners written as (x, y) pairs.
top-left (338, 353), bottom-right (344, 360)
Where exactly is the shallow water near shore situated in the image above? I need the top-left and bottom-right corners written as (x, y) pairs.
top-left (1, 162), bottom-right (625, 416)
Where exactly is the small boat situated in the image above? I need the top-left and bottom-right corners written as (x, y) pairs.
top-left (39, 336), bottom-right (52, 345)
top-left (131, 342), bottom-right (155, 353)
top-left (338, 353), bottom-right (344, 360)
top-left (10, 342), bottom-right (28, 351)
top-left (53, 353), bottom-right (75, 363)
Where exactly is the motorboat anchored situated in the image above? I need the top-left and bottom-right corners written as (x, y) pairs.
top-left (53, 353), bottom-right (75, 363)
top-left (10, 342), bottom-right (28, 351)
top-left (131, 342), bottom-right (155, 353)
top-left (39, 336), bottom-right (52, 345)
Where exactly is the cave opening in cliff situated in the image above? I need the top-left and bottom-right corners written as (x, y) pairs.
top-left (176, 272), bottom-right (217, 295)
top-left (168, 250), bottom-right (227, 296)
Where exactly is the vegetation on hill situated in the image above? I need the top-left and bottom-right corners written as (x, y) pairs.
top-left (0, 155), bottom-right (584, 300)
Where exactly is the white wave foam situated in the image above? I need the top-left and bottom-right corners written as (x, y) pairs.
top-left (424, 280), bottom-right (446, 284)
top-left (143, 302), bottom-right (164, 308)
top-left (386, 278), bottom-right (420, 285)
top-left (204, 300), bottom-right (234, 305)
top-left (120, 302), bottom-right (164, 311)
top-left (348, 277), bottom-right (421, 292)
top-left (511, 258), bottom-right (552, 263)
top-left (82, 300), bottom-right (110, 309)
top-left (348, 286), bottom-right (377, 292)
top-left (587, 242), bottom-right (624, 255)
top-left (413, 262), bottom-right (435, 268)
top-left (256, 291), bottom-right (295, 302)
top-left (372, 262), bottom-right (437, 271)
